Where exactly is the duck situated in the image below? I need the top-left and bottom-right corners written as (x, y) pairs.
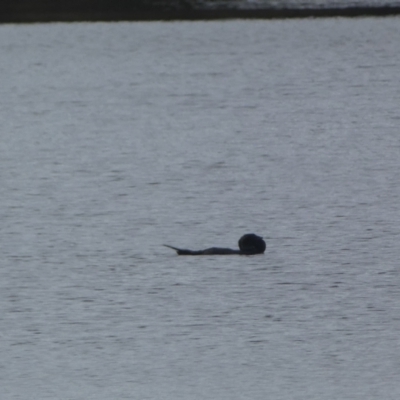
top-left (164, 233), bottom-right (266, 255)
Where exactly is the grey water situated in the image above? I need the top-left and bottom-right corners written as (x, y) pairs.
top-left (1, 17), bottom-right (400, 399)
top-left (205, 0), bottom-right (400, 8)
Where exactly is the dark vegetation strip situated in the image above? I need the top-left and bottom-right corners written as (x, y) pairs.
top-left (1, 1), bottom-right (400, 23)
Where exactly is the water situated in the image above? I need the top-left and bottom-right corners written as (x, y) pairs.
top-left (1, 17), bottom-right (400, 399)
top-left (219, 0), bottom-right (400, 8)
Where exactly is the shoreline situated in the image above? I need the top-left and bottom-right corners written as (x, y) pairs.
top-left (1, 5), bottom-right (400, 23)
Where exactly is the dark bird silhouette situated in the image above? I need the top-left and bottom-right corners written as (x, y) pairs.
top-left (164, 233), bottom-right (266, 255)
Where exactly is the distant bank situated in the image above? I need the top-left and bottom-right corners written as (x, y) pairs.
top-left (1, 1), bottom-right (400, 23)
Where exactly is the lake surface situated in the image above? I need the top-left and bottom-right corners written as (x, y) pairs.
top-left (1, 17), bottom-right (400, 399)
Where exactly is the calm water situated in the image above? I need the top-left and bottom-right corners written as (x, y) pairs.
top-left (229, 0), bottom-right (400, 8)
top-left (1, 18), bottom-right (400, 399)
